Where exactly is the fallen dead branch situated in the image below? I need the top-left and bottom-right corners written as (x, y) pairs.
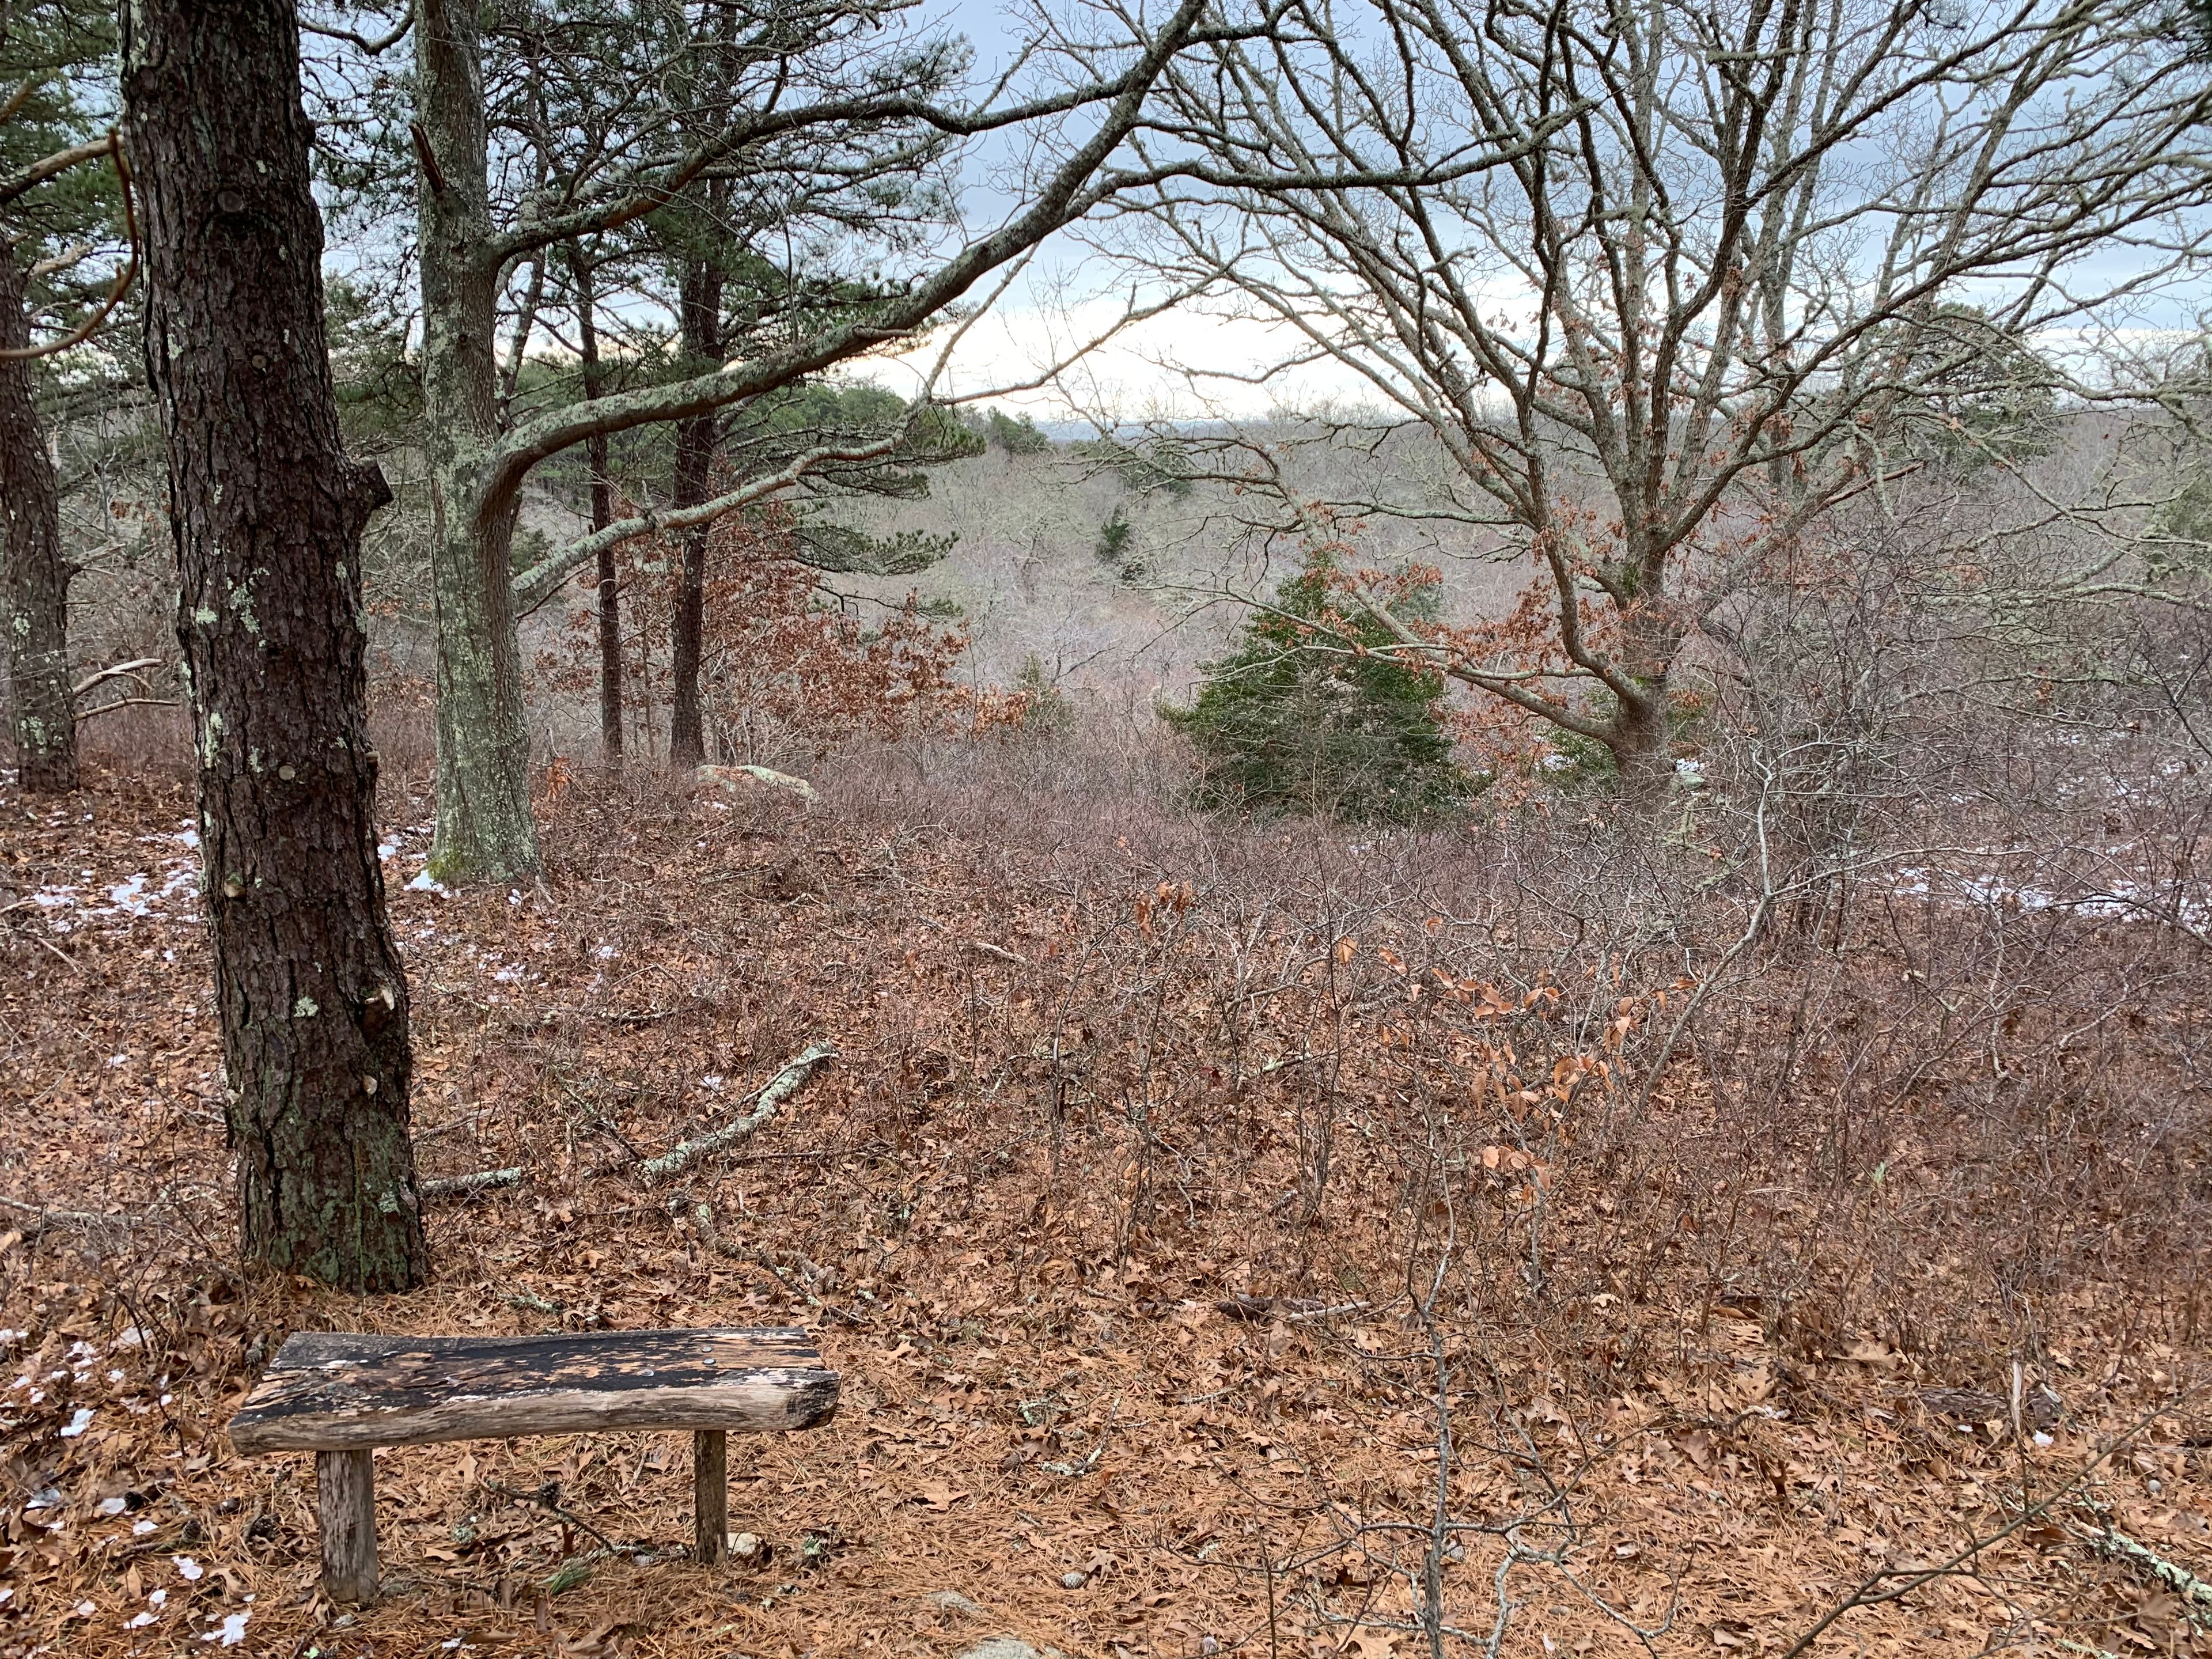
top-left (0, 1178), bottom-right (217, 1236)
top-left (74, 696), bottom-right (182, 722)
top-left (419, 1040), bottom-right (832, 1195)
top-left (2089, 1526), bottom-right (2212, 1628)
top-left (1774, 1397), bottom-right (2199, 1658)
top-left (0, 1193), bottom-right (135, 1234)
top-left (677, 1191), bottom-right (862, 1325)
top-left (481, 1479), bottom-right (644, 1565)
top-left (72, 656), bottom-right (164, 695)
top-left (415, 1105), bottom-right (497, 1142)
top-left (635, 1041), bottom-right (836, 1184)
top-left (418, 1166), bottom-right (523, 1200)
top-left (1215, 1295), bottom-right (1370, 1323)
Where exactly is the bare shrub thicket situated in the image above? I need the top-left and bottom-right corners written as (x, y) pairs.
top-left (789, 551), bottom-right (2209, 1647)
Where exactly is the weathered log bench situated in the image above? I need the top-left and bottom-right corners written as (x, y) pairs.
top-left (228, 1327), bottom-right (839, 1603)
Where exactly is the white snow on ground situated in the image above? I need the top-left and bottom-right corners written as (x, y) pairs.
top-left (10, 816), bottom-right (475, 941)
top-left (1891, 865), bottom-right (2210, 935)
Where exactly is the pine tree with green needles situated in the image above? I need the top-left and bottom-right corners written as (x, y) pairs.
top-left (1164, 555), bottom-right (1475, 823)
top-left (980, 408), bottom-right (1051, 455)
top-left (1095, 505), bottom-right (1142, 581)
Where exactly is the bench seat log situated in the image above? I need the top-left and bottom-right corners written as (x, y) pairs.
top-left (228, 1328), bottom-right (837, 1597)
top-left (229, 1327), bottom-right (838, 1451)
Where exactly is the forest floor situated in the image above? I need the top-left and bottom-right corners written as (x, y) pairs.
top-left (3, 757), bottom-right (2209, 1659)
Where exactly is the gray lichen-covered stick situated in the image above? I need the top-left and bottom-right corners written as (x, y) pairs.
top-left (635, 1041), bottom-right (837, 1184)
top-left (229, 1327), bottom-right (839, 1600)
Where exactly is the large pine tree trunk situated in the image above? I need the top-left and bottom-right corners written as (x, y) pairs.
top-left (415, 0), bottom-right (539, 882)
top-left (123, 0), bottom-right (427, 1291)
top-left (568, 243), bottom-right (621, 767)
top-left (666, 256), bottom-right (723, 770)
top-left (0, 238), bottom-right (78, 793)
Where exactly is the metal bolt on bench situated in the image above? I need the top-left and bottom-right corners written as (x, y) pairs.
top-left (228, 1327), bottom-right (839, 1603)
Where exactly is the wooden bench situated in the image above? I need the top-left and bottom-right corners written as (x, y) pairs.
top-left (228, 1327), bottom-right (839, 1603)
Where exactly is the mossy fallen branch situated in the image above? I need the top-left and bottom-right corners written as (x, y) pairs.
top-left (419, 1166), bottom-right (522, 1200)
top-left (2091, 1526), bottom-right (2212, 1627)
top-left (637, 1043), bottom-right (837, 1184)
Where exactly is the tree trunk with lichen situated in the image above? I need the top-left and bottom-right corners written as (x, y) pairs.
top-left (667, 255), bottom-right (724, 770)
top-left (1601, 590), bottom-right (1683, 808)
top-left (1605, 686), bottom-right (1675, 805)
top-left (414, 0), bottom-right (539, 882)
top-left (123, 0), bottom-right (426, 1290)
top-left (567, 240), bottom-right (621, 767)
top-left (0, 237), bottom-right (76, 792)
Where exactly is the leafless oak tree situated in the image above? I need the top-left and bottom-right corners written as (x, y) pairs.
top-left (1122, 0), bottom-right (2212, 798)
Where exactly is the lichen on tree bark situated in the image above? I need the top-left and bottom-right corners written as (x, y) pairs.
top-left (0, 236), bottom-right (77, 793)
top-left (123, 0), bottom-right (426, 1291)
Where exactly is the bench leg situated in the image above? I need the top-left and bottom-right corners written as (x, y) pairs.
top-left (316, 1449), bottom-right (378, 1603)
top-left (694, 1429), bottom-right (727, 1565)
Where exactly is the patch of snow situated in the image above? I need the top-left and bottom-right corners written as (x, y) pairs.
top-left (202, 1611), bottom-right (248, 1646)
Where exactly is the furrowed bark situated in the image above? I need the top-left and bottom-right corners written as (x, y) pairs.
top-left (123, 0), bottom-right (426, 1291)
top-left (0, 237), bottom-right (77, 791)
